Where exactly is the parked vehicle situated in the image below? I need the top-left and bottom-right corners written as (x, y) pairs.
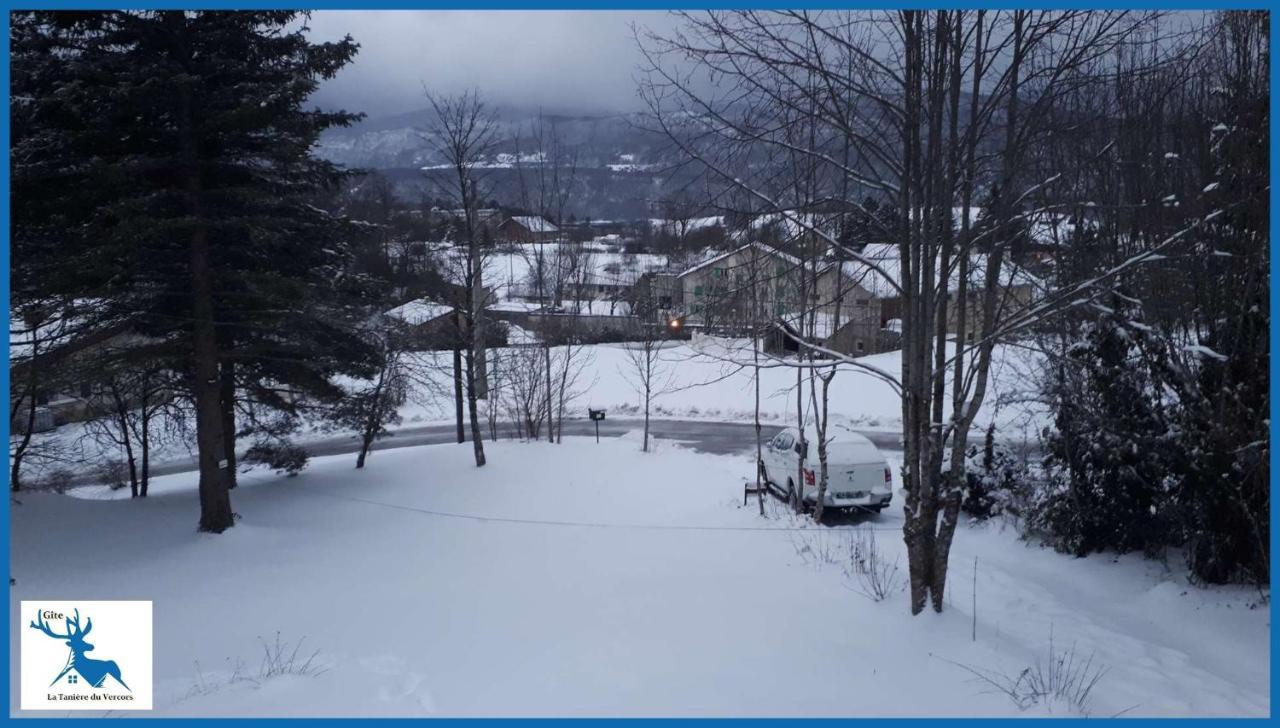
top-left (759, 426), bottom-right (893, 513)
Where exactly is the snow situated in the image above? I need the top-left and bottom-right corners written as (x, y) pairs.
top-left (678, 242), bottom-right (800, 280)
top-left (508, 215), bottom-right (559, 234)
top-left (831, 243), bottom-right (1044, 299)
top-left (542, 300), bottom-right (633, 316)
top-left (383, 300), bottom-right (452, 326)
top-left (648, 216), bottom-right (723, 234)
top-left (12, 338), bottom-right (1046, 491)
top-left (386, 339), bottom-right (1049, 441)
top-left (9, 436), bottom-right (1268, 716)
top-left (470, 245), bottom-right (669, 301)
top-left (1183, 344), bottom-right (1228, 362)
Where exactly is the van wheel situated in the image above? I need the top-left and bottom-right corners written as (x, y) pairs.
top-left (786, 479), bottom-right (796, 505)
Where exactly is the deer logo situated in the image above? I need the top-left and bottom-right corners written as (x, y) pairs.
top-left (29, 609), bottom-right (130, 691)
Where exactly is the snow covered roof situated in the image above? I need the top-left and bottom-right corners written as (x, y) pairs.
top-left (384, 300), bottom-right (454, 326)
top-left (538, 300), bottom-right (634, 317)
top-left (507, 215), bottom-right (560, 233)
top-left (490, 300), bottom-right (541, 313)
top-left (823, 243), bottom-right (1044, 298)
top-left (677, 242), bottom-right (801, 279)
top-left (649, 216), bottom-right (723, 234)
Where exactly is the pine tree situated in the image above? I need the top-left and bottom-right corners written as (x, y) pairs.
top-left (1038, 296), bottom-right (1177, 557)
top-left (12, 11), bottom-right (374, 531)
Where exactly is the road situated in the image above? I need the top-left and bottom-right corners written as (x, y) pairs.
top-left (71, 418), bottom-right (1035, 486)
top-left (76, 419), bottom-right (881, 486)
top-left (311, 419), bottom-right (906, 457)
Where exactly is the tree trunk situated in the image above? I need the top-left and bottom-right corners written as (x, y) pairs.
top-left (356, 363), bottom-right (388, 469)
top-left (544, 344), bottom-right (555, 443)
top-left (10, 374), bottom-right (38, 493)
top-left (220, 360), bottom-right (237, 489)
top-left (641, 346), bottom-right (652, 453)
top-left (10, 321), bottom-right (41, 492)
top-left (113, 385), bottom-right (139, 499)
top-left (453, 344), bottom-right (465, 443)
top-left (754, 340), bottom-right (764, 516)
top-left (139, 392), bottom-right (150, 498)
top-left (794, 361), bottom-right (805, 513)
top-left (190, 227), bottom-right (233, 533)
top-left (174, 25), bottom-right (233, 532)
top-left (465, 346), bottom-right (486, 467)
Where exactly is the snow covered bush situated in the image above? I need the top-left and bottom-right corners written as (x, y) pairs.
top-left (99, 459), bottom-right (130, 491)
top-left (1033, 304), bottom-right (1178, 558)
top-left (961, 425), bottom-right (1031, 521)
top-left (242, 440), bottom-right (309, 477)
top-left (39, 467), bottom-right (74, 495)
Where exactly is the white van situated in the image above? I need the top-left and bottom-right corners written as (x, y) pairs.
top-left (760, 426), bottom-right (893, 513)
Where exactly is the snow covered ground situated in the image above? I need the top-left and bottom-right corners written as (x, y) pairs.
top-left (9, 435), bottom-right (1268, 717)
top-left (14, 338), bottom-right (1048, 487)
top-left (394, 338), bottom-right (1048, 442)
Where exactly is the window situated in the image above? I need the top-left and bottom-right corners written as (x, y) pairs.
top-left (855, 298), bottom-right (870, 306)
top-left (775, 433), bottom-right (794, 450)
top-left (856, 341), bottom-right (865, 352)
top-left (67, 674), bottom-right (78, 684)
top-left (693, 285), bottom-right (704, 297)
top-left (659, 296), bottom-right (672, 308)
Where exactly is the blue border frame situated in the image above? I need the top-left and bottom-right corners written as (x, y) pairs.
top-left (1, 3), bottom-right (1273, 724)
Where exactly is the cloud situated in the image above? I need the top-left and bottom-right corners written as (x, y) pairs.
top-left (305, 10), bottom-right (679, 117)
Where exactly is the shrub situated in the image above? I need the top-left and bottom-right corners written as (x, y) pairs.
top-left (99, 460), bottom-right (129, 491)
top-left (945, 629), bottom-right (1109, 716)
top-left (961, 426), bottom-right (1032, 521)
top-left (242, 440), bottom-right (308, 477)
top-left (846, 525), bottom-right (901, 601)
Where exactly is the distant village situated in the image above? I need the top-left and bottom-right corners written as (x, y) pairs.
top-left (377, 201), bottom-right (1055, 383)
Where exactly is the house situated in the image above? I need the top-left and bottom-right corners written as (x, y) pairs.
top-left (435, 208), bottom-right (504, 237)
top-left (828, 242), bottom-right (1044, 340)
top-left (673, 242), bottom-right (802, 331)
top-left (498, 215), bottom-right (561, 243)
top-left (382, 288), bottom-right (505, 398)
top-left (10, 305), bottom-right (160, 430)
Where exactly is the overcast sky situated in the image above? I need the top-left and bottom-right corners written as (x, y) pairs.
top-left (306, 11), bottom-right (682, 118)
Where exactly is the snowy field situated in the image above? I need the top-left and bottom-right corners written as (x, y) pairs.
top-left (9, 435), bottom-right (1268, 717)
top-left (397, 338), bottom-right (1048, 440)
top-left (20, 339), bottom-right (1046, 485)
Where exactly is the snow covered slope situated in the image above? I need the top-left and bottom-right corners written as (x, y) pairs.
top-left (9, 437), bottom-right (1267, 717)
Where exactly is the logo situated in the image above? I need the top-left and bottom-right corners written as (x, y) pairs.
top-left (20, 601), bottom-right (152, 711)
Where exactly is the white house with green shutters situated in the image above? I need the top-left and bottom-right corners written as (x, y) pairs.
top-left (674, 242), bottom-right (803, 331)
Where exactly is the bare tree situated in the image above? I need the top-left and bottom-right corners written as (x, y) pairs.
top-left (619, 285), bottom-right (679, 452)
top-left (514, 110), bottom-right (583, 443)
top-left (640, 10), bottom-right (1191, 613)
top-left (425, 89), bottom-right (497, 468)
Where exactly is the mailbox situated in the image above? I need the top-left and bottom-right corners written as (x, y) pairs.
top-left (588, 408), bottom-right (606, 442)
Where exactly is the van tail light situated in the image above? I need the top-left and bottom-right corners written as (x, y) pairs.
top-left (803, 468), bottom-right (815, 486)
top-left (884, 466), bottom-right (893, 484)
